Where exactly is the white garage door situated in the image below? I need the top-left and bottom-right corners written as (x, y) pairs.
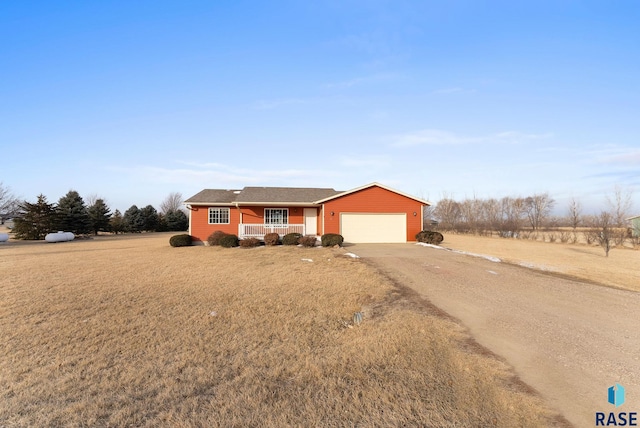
top-left (340, 213), bottom-right (407, 243)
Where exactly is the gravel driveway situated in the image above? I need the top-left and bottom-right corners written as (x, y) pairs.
top-left (349, 243), bottom-right (640, 427)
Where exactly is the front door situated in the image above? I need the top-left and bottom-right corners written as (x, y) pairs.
top-left (304, 208), bottom-right (317, 235)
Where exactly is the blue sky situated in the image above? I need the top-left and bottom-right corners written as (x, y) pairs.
top-left (1, 1), bottom-right (639, 214)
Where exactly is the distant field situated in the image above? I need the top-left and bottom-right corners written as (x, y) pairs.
top-left (0, 233), bottom-right (562, 427)
top-left (440, 232), bottom-right (640, 292)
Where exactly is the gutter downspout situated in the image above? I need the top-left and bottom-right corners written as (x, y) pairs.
top-left (186, 204), bottom-right (192, 236)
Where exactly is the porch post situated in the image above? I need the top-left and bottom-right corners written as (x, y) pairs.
top-left (236, 203), bottom-right (243, 238)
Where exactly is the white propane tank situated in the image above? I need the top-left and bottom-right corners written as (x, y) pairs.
top-left (0, 233), bottom-right (8, 242)
top-left (45, 231), bottom-right (75, 243)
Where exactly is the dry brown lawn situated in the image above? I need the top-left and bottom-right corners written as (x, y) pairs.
top-left (440, 233), bottom-right (640, 292)
top-left (0, 233), bottom-right (564, 427)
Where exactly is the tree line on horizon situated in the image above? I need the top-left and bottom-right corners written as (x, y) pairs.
top-left (425, 187), bottom-right (637, 256)
top-left (2, 187), bottom-right (187, 240)
top-left (426, 188), bottom-right (634, 233)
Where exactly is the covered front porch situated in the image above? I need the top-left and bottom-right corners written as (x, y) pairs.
top-left (238, 224), bottom-right (306, 239)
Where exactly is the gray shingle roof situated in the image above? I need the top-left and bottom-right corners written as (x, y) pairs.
top-left (184, 187), bottom-right (341, 204)
top-left (236, 187), bottom-right (340, 203)
top-left (184, 189), bottom-right (242, 204)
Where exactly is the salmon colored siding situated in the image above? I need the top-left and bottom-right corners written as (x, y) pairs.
top-left (322, 186), bottom-right (424, 241)
top-left (189, 206), bottom-right (238, 242)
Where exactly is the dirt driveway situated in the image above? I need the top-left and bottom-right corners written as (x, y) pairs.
top-left (349, 243), bottom-right (640, 427)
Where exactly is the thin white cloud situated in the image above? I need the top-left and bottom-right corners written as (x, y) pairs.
top-left (370, 110), bottom-right (389, 120)
top-left (391, 129), bottom-right (552, 148)
top-left (177, 161), bottom-right (228, 169)
top-left (594, 148), bottom-right (640, 166)
top-left (568, 145), bottom-right (640, 172)
top-left (325, 72), bottom-right (401, 89)
top-left (493, 131), bottom-right (552, 140)
top-left (109, 162), bottom-right (340, 189)
top-left (432, 87), bottom-right (473, 95)
top-left (338, 155), bottom-right (391, 168)
top-left (337, 32), bottom-right (391, 55)
top-left (252, 98), bottom-right (309, 110)
top-left (433, 87), bottom-right (463, 94)
top-left (392, 129), bottom-right (468, 147)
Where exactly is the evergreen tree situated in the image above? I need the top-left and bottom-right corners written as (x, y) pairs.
top-left (123, 205), bottom-right (144, 232)
top-left (110, 209), bottom-right (125, 234)
top-left (165, 209), bottom-right (188, 231)
top-left (156, 213), bottom-right (169, 232)
top-left (13, 194), bottom-right (57, 240)
top-left (57, 190), bottom-right (91, 234)
top-left (87, 198), bottom-right (112, 235)
top-left (140, 205), bottom-right (159, 232)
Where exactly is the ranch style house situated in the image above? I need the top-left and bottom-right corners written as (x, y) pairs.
top-left (184, 182), bottom-right (430, 243)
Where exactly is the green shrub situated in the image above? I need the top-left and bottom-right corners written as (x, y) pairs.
top-left (219, 234), bottom-right (239, 248)
top-left (264, 232), bottom-right (280, 246)
top-left (169, 234), bottom-right (192, 247)
top-left (207, 230), bottom-right (227, 246)
top-left (239, 237), bottom-right (260, 248)
top-left (282, 232), bottom-right (302, 245)
top-left (415, 230), bottom-right (444, 245)
top-left (298, 236), bottom-right (318, 247)
top-left (321, 233), bottom-right (344, 247)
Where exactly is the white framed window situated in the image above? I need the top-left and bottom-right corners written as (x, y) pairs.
top-left (265, 208), bottom-right (288, 225)
top-left (209, 207), bottom-right (230, 224)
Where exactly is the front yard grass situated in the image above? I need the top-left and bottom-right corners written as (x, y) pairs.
top-left (0, 234), bottom-right (565, 426)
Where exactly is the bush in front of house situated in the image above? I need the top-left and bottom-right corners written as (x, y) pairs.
top-left (207, 230), bottom-right (227, 246)
top-left (239, 237), bottom-right (261, 248)
top-left (169, 234), bottom-right (192, 247)
top-left (298, 235), bottom-right (318, 247)
top-left (219, 234), bottom-right (239, 248)
top-left (264, 232), bottom-right (280, 246)
top-left (415, 230), bottom-right (444, 245)
top-left (282, 232), bottom-right (302, 245)
top-left (321, 233), bottom-right (344, 247)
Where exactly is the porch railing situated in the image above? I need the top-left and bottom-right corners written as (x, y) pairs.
top-left (239, 224), bottom-right (305, 239)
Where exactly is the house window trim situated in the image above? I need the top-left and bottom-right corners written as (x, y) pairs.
top-left (208, 207), bottom-right (230, 225)
top-left (264, 208), bottom-right (289, 225)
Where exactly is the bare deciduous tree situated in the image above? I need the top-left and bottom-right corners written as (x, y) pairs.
top-left (605, 186), bottom-right (634, 246)
top-left (525, 192), bottom-right (555, 231)
top-left (160, 192), bottom-right (184, 214)
top-left (606, 185), bottom-right (633, 227)
top-left (433, 194), bottom-right (461, 232)
top-left (567, 197), bottom-right (582, 231)
top-left (588, 211), bottom-right (613, 257)
top-left (459, 197), bottom-right (483, 234)
top-left (422, 203), bottom-right (435, 227)
top-left (499, 196), bottom-right (526, 236)
top-left (85, 193), bottom-right (98, 207)
top-left (0, 182), bottom-right (20, 222)
top-left (482, 198), bottom-right (501, 233)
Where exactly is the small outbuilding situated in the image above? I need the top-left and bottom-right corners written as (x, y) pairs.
top-left (184, 182), bottom-right (430, 243)
top-left (628, 215), bottom-right (640, 238)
